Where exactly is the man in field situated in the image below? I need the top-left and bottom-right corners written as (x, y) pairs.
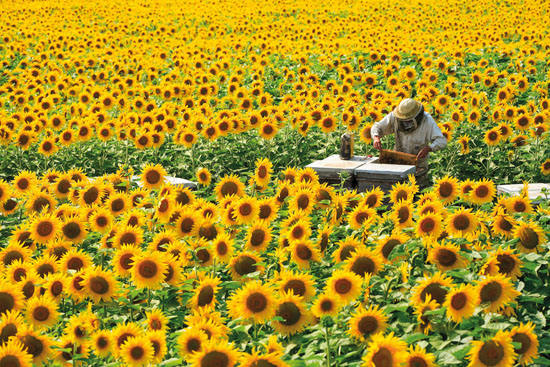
top-left (371, 98), bottom-right (447, 188)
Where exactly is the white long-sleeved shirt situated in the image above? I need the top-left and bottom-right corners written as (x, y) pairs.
top-left (370, 111), bottom-right (447, 173)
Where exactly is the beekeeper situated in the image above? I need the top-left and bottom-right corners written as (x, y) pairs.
top-left (371, 98), bottom-right (447, 188)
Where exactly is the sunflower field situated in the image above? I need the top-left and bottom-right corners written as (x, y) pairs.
top-left (0, 0), bottom-right (549, 366)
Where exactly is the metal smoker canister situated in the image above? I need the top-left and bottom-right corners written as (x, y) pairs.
top-left (340, 131), bottom-right (354, 160)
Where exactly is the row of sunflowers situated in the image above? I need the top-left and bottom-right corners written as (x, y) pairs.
top-left (0, 161), bottom-right (547, 366)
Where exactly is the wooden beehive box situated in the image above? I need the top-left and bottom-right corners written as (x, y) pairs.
top-left (306, 155), bottom-right (376, 189)
top-left (355, 158), bottom-right (416, 193)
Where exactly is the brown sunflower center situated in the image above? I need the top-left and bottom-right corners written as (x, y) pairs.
top-left (397, 207), bottom-right (410, 224)
top-left (32, 197), bottom-right (50, 213)
top-left (234, 256), bottom-right (257, 276)
top-left (512, 332), bottom-right (532, 355)
top-left (358, 315), bottom-right (378, 337)
top-left (334, 278), bottom-right (352, 295)
top-left (130, 345), bottom-right (145, 360)
top-left (437, 249), bottom-right (457, 267)
top-left (250, 229), bottom-right (266, 247)
top-left (187, 338), bottom-right (201, 352)
top-left (197, 285), bottom-right (214, 307)
top-left (201, 351), bottom-right (229, 367)
top-left (33, 306), bottom-right (50, 322)
top-left (420, 217), bottom-right (435, 233)
top-left (251, 359), bottom-right (278, 367)
top-left (120, 253), bottom-right (134, 270)
top-left (438, 182), bottom-right (453, 198)
top-left (67, 257), bottom-right (84, 271)
top-left (452, 214), bottom-right (470, 231)
top-left (277, 301), bottom-right (301, 326)
top-left (51, 281), bottom-right (63, 296)
top-left (395, 190), bottom-right (408, 202)
top-left (420, 283), bottom-right (447, 304)
top-left (513, 201), bottom-right (526, 212)
top-left (111, 198), bottom-right (125, 212)
top-left (138, 260), bottom-right (158, 279)
top-left (496, 254), bottom-right (515, 275)
top-left (296, 244), bottom-right (312, 260)
top-left (450, 292), bottom-right (467, 310)
top-left (196, 249), bottom-right (211, 264)
top-left (518, 227), bottom-right (539, 249)
top-left (83, 187), bottom-right (99, 204)
top-left (0, 355), bottom-right (22, 367)
top-left (0, 323), bottom-right (17, 344)
top-left (291, 226), bottom-right (304, 239)
top-left (3, 251), bottom-right (22, 266)
top-left (90, 276), bottom-right (109, 294)
top-left (37, 221), bottom-right (54, 237)
top-left (239, 203), bottom-right (252, 216)
top-left (355, 211), bottom-right (370, 225)
top-left (475, 185), bottom-right (489, 198)
top-left (351, 256), bottom-right (375, 277)
top-left (220, 181), bottom-right (238, 197)
top-left (409, 356), bottom-right (428, 367)
top-left (480, 281), bottom-right (502, 303)
top-left (37, 263), bottom-right (54, 277)
top-left (246, 292), bottom-right (268, 313)
top-left (62, 222), bottom-right (82, 239)
top-left (339, 245), bottom-right (356, 262)
top-left (297, 194), bottom-right (309, 209)
top-left (283, 280), bottom-right (306, 297)
top-left (498, 217), bottom-right (513, 232)
top-left (21, 334), bottom-right (43, 358)
top-left (320, 299), bottom-right (334, 312)
top-left (97, 336), bottom-right (108, 349)
top-left (372, 347), bottom-right (393, 367)
top-left (145, 170), bottom-right (161, 185)
top-left (478, 341), bottom-right (504, 366)
top-left (0, 292), bottom-right (15, 313)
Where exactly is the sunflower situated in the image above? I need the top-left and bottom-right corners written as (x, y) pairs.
top-left (0, 281), bottom-right (24, 314)
top-left (239, 350), bottom-right (286, 367)
top-left (91, 330), bottom-right (112, 358)
top-left (89, 207), bottom-right (114, 233)
top-left (414, 295), bottom-right (440, 334)
top-left (78, 182), bottom-right (104, 207)
top-left (333, 236), bottom-right (362, 263)
top-left (215, 174), bottom-right (245, 200)
top-left (389, 181), bottom-right (416, 204)
top-left (177, 327), bottom-right (208, 359)
top-left (361, 187), bottom-right (385, 209)
top-left (44, 273), bottom-right (68, 300)
top-left (256, 198), bottom-right (278, 223)
top-left (311, 293), bottom-right (341, 318)
top-left (412, 271), bottom-right (453, 306)
top-left (276, 270), bottom-right (316, 301)
top-left (16, 325), bottom-right (52, 365)
top-left (229, 252), bottom-right (263, 280)
top-left (211, 232), bottom-right (234, 263)
top-left (112, 322), bottom-right (142, 357)
top-left (326, 269), bottom-right (363, 304)
top-left (476, 275), bottom-right (520, 313)
top-left (443, 284), bottom-right (478, 323)
top-left (82, 267), bottom-right (118, 303)
top-left (508, 322), bottom-right (539, 365)
top-left (12, 171), bottom-right (37, 196)
top-left (348, 305), bottom-right (387, 343)
top-left (290, 240), bottom-right (320, 269)
top-left (488, 248), bottom-right (522, 280)
top-left (60, 248), bottom-right (92, 272)
top-left (271, 291), bottom-right (310, 335)
top-left (288, 189), bottom-right (316, 215)
top-left (469, 179), bottom-right (496, 205)
top-left (427, 242), bottom-right (465, 271)
top-left (24, 295), bottom-right (58, 330)
top-left (196, 167), bottom-right (212, 186)
top-left (190, 276), bottom-right (221, 309)
top-left (286, 219), bottom-right (311, 244)
top-left (433, 175), bottom-right (460, 204)
top-left (27, 213), bottom-right (59, 245)
top-left (446, 207), bottom-right (479, 237)
top-left (254, 158), bottom-right (273, 187)
top-left (512, 221), bottom-right (546, 253)
top-left (245, 221), bottom-right (272, 252)
top-left (415, 212), bottom-right (443, 239)
top-left (404, 345), bottom-right (436, 367)
top-left (227, 280), bottom-right (276, 324)
top-left (491, 209), bottom-right (515, 238)
top-left (188, 340), bottom-right (240, 367)
top-left (131, 252), bottom-right (168, 290)
top-left (348, 205), bottom-right (377, 230)
top-left (107, 192), bottom-right (130, 216)
top-left (345, 247), bottom-right (382, 278)
top-left (505, 196), bottom-right (533, 214)
top-left (375, 232), bottom-right (408, 263)
top-left (0, 339), bottom-right (32, 367)
top-left (458, 135), bottom-right (470, 154)
top-left (120, 336), bottom-right (154, 367)
top-left (467, 330), bottom-right (515, 367)
top-left (391, 200), bottom-right (414, 228)
top-left (146, 330), bottom-right (167, 364)
top-left (361, 332), bottom-right (407, 367)
top-left (61, 215), bottom-right (88, 244)
top-left (145, 309), bottom-right (169, 332)
top-left (25, 190), bottom-right (56, 215)
top-left (140, 164), bottom-right (166, 190)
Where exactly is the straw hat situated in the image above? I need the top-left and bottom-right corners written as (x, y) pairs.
top-left (393, 98), bottom-right (422, 120)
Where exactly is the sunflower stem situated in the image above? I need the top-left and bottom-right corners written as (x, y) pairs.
top-left (384, 277), bottom-right (396, 302)
top-left (324, 324), bottom-right (332, 367)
